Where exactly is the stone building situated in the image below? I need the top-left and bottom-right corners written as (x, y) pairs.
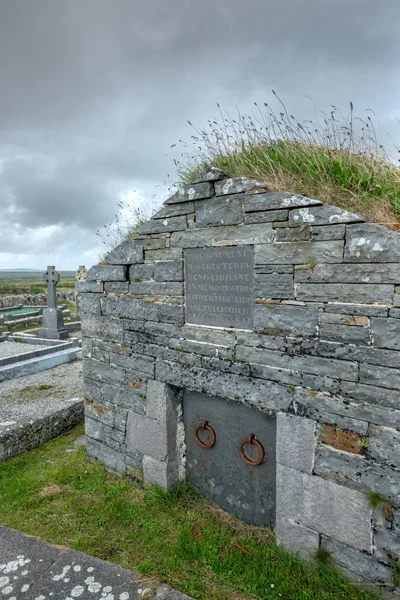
top-left (80, 168), bottom-right (400, 593)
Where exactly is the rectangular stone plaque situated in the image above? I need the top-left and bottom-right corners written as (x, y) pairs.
top-left (185, 245), bottom-right (254, 329)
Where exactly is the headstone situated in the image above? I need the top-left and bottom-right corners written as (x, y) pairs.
top-left (37, 266), bottom-right (68, 340)
top-left (75, 265), bottom-right (87, 317)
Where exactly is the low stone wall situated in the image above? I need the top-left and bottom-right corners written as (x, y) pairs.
top-left (81, 168), bottom-right (400, 594)
top-left (0, 291), bottom-right (75, 309)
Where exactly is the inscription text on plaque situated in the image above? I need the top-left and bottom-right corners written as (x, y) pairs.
top-left (185, 245), bottom-right (254, 329)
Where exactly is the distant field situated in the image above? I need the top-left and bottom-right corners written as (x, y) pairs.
top-left (0, 270), bottom-right (76, 296)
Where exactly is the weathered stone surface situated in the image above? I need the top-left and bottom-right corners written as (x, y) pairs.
top-left (101, 296), bottom-right (144, 320)
top-left (276, 517), bottom-right (319, 559)
top-left (154, 260), bottom-right (183, 282)
top-left (192, 166), bottom-right (231, 183)
top-left (104, 282), bottom-right (130, 293)
top-left (81, 293), bottom-right (101, 315)
top-left (307, 408), bottom-right (368, 436)
top-left (152, 201), bottom-right (195, 219)
top-left (277, 413), bottom-right (315, 473)
top-left (296, 283), bottom-right (393, 304)
top-left (251, 363), bottom-right (340, 394)
top-left (345, 223), bottom-right (400, 263)
top-left (215, 177), bottom-right (266, 196)
top-left (111, 353), bottom-right (155, 377)
top-left (320, 424), bottom-right (363, 454)
top-left (274, 226), bottom-right (311, 242)
top-left (244, 209), bottom-right (289, 224)
top-left (126, 411), bottom-right (168, 461)
top-left (320, 536), bottom-right (393, 584)
top-left (76, 281), bottom-right (104, 293)
top-left (360, 363), bottom-right (400, 390)
top-left (390, 308), bottom-right (400, 319)
top-left (319, 313), bottom-right (369, 326)
top-left (81, 314), bottom-right (124, 342)
top-left (319, 323), bottom-right (370, 345)
top-left (255, 264), bottom-right (294, 274)
top-left (143, 238), bottom-right (168, 250)
top-left (84, 358), bottom-right (125, 386)
top-left (244, 192), bottom-right (322, 212)
top-left (255, 274), bottom-right (294, 299)
top-left (87, 265), bottom-right (127, 282)
top-left (165, 181), bottom-right (214, 204)
top-left (86, 417), bottom-right (125, 446)
top-left (144, 303), bottom-right (184, 325)
top-left (102, 382), bottom-right (145, 414)
top-left (129, 263), bottom-right (154, 281)
top-left (86, 438), bottom-right (126, 474)
top-left (371, 318), bottom-right (400, 350)
top-left (255, 240), bottom-right (344, 265)
top-left (237, 344), bottom-right (358, 381)
top-left (314, 445), bottom-right (400, 506)
top-left (143, 455), bottom-right (180, 491)
top-left (194, 194), bottom-right (244, 227)
top-left (156, 360), bottom-right (292, 412)
top-left (295, 263), bottom-right (400, 284)
top-left (311, 224), bottom-right (346, 241)
top-left (145, 248), bottom-right (183, 262)
top-left (171, 222), bottom-right (273, 248)
top-left (289, 206), bottom-right (364, 227)
top-left (105, 240), bottom-right (143, 265)
top-left (324, 304), bottom-right (388, 317)
top-left (277, 464), bottom-right (372, 551)
top-left (374, 527), bottom-right (400, 563)
top-left (137, 216), bottom-right (187, 235)
top-left (254, 304), bottom-right (318, 337)
top-left (128, 281), bottom-right (184, 296)
top-left (369, 425), bottom-right (400, 467)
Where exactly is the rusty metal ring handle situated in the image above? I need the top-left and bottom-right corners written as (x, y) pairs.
top-left (239, 434), bottom-right (265, 466)
top-left (195, 421), bottom-right (216, 449)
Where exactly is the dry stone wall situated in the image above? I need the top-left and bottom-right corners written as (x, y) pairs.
top-left (81, 167), bottom-right (400, 593)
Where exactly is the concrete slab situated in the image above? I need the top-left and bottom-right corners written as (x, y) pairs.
top-left (0, 347), bottom-right (80, 382)
top-left (0, 526), bottom-right (193, 599)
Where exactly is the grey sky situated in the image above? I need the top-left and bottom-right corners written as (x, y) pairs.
top-left (0, 0), bottom-right (399, 269)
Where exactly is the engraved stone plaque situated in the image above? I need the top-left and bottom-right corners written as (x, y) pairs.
top-left (185, 245), bottom-right (254, 329)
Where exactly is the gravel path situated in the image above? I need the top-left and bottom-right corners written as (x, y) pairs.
top-left (0, 340), bottom-right (51, 360)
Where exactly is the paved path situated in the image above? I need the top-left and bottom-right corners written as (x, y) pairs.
top-left (0, 527), bottom-right (192, 600)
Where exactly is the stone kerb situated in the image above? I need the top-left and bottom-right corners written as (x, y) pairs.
top-left (81, 166), bottom-right (400, 592)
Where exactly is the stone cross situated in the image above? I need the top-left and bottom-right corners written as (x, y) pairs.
top-left (42, 266), bottom-right (60, 309)
top-left (75, 265), bottom-right (87, 282)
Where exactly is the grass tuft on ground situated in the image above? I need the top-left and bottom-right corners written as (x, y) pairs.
top-left (0, 426), bottom-right (382, 600)
top-left (176, 95), bottom-right (400, 228)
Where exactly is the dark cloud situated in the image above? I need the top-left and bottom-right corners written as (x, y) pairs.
top-left (0, 0), bottom-right (399, 268)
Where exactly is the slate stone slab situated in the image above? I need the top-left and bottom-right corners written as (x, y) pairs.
top-left (171, 222), bottom-right (273, 248)
top-left (295, 263), bottom-right (400, 284)
top-left (319, 323), bottom-right (370, 345)
top-left (154, 260), bottom-right (183, 282)
top-left (87, 265), bottom-right (127, 282)
top-left (253, 304), bottom-right (318, 337)
top-left (244, 192), bottom-right (322, 212)
top-left (295, 283), bottom-right (394, 304)
top-left (194, 194), bottom-right (244, 226)
top-left (289, 206), bottom-right (364, 226)
top-left (244, 209), bottom-right (289, 224)
top-left (371, 317), bottom-right (400, 350)
top-left (215, 176), bottom-right (267, 196)
top-left (255, 274), bottom-right (294, 299)
top-left (277, 413), bottom-right (315, 474)
top-left (192, 166), bottom-right (231, 183)
top-left (76, 281), bottom-right (104, 293)
top-left (276, 517), bottom-right (319, 559)
top-left (128, 282), bottom-right (184, 296)
top-left (345, 223), bottom-right (400, 263)
top-left (101, 296), bottom-right (144, 320)
top-left (165, 182), bottom-right (214, 204)
top-left (360, 362), bottom-right (400, 390)
top-left (255, 240), bottom-right (344, 264)
top-left (129, 263), bottom-right (154, 281)
top-left (152, 201), bottom-right (195, 219)
top-left (368, 425), bottom-right (400, 466)
top-left (105, 240), bottom-right (144, 265)
top-left (137, 216), bottom-right (187, 235)
top-left (311, 224), bottom-right (346, 241)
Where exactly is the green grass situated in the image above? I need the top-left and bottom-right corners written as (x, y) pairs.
top-left (0, 273), bottom-right (75, 296)
top-left (0, 426), bottom-right (382, 600)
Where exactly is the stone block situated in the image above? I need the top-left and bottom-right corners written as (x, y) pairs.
top-left (195, 194), bottom-right (244, 227)
top-left (371, 318), bottom-right (400, 350)
top-left (254, 304), bottom-right (318, 337)
top-left (86, 265), bottom-right (127, 282)
top-left (255, 264), bottom-right (294, 274)
top-left (296, 283), bottom-right (393, 304)
top-left (129, 264), bottom-right (154, 281)
top-left (237, 344), bottom-right (358, 381)
top-left (100, 296), bottom-right (144, 320)
top-left (152, 202), bottom-right (195, 219)
top-left (311, 224), bottom-right (346, 241)
top-left (138, 216), bottom-right (187, 235)
top-left (165, 181), bottom-right (214, 204)
top-left (391, 309), bottom-right (400, 319)
top-left (274, 227), bottom-right (311, 242)
top-left (289, 206), bottom-right (364, 226)
top-left (154, 260), bottom-right (183, 282)
top-left (104, 282), bottom-right (130, 293)
top-left (320, 535), bottom-right (392, 584)
top-left (254, 274), bottom-right (294, 299)
top-left (345, 223), bottom-right (400, 263)
top-left (85, 417), bottom-right (125, 445)
top-left (143, 238), bottom-right (168, 250)
top-left (76, 281), bottom-right (104, 293)
top-left (244, 192), bottom-right (322, 212)
top-left (320, 424), bottom-right (363, 454)
top-left (37, 307), bottom-right (68, 340)
top-left (275, 517), bottom-right (319, 559)
top-left (144, 303), bottom-right (184, 325)
top-left (368, 425), bottom-right (400, 466)
top-left (181, 324), bottom-right (236, 346)
top-left (83, 358), bottom-right (125, 386)
top-left (111, 353), bottom-right (155, 378)
top-left (251, 363), bottom-right (340, 394)
top-left (295, 263), bottom-right (400, 284)
top-left (80, 294), bottom-right (101, 315)
top-left (126, 411), bottom-right (168, 461)
top-left (276, 464), bottom-right (372, 551)
top-left (192, 166), bottom-right (231, 183)
top-left (314, 445), bottom-right (400, 507)
top-left (319, 323), bottom-right (370, 345)
top-left (102, 383), bottom-right (145, 414)
top-left (171, 222), bottom-right (273, 248)
top-left (86, 438), bottom-right (126, 474)
top-left (105, 240), bottom-right (143, 265)
top-left (143, 455), bottom-right (180, 491)
top-left (374, 527), bottom-right (400, 563)
top-left (277, 413), bottom-right (316, 473)
top-left (319, 313), bottom-right (369, 326)
top-left (306, 408), bottom-right (368, 436)
top-left (145, 248), bottom-right (183, 262)
top-left (215, 177), bottom-right (266, 196)
top-left (244, 209), bottom-right (289, 224)
top-left (360, 363), bottom-right (400, 390)
top-left (325, 304), bottom-right (388, 317)
top-left (255, 240), bottom-right (344, 265)
top-left (129, 281), bottom-right (183, 296)
top-left (84, 397), bottom-right (114, 427)
top-left (169, 337), bottom-right (233, 359)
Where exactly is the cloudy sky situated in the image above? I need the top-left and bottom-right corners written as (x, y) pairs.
top-left (0, 0), bottom-right (399, 270)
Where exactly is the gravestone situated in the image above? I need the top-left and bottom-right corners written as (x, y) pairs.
top-left (75, 265), bottom-right (87, 317)
top-left (37, 266), bottom-right (68, 340)
top-left (81, 168), bottom-right (400, 592)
